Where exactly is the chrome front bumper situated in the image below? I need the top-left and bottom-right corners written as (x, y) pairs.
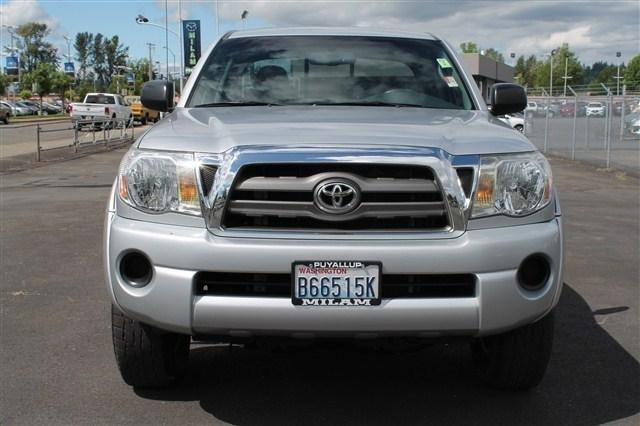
top-left (105, 213), bottom-right (564, 338)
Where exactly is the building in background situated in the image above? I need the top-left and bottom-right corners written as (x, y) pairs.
top-left (461, 53), bottom-right (514, 103)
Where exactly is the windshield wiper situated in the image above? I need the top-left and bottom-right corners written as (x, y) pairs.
top-left (192, 101), bottom-right (283, 107)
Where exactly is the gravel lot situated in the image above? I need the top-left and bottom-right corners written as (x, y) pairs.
top-left (1, 148), bottom-right (638, 425)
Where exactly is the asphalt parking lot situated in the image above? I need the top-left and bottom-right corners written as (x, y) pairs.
top-left (1, 147), bottom-right (638, 425)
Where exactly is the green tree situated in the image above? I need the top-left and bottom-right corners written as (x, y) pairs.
top-left (0, 73), bottom-right (7, 96)
top-left (514, 55), bottom-right (540, 88)
top-left (52, 71), bottom-right (73, 112)
top-left (587, 64), bottom-right (622, 92)
top-left (74, 32), bottom-right (94, 81)
top-left (624, 54), bottom-right (640, 90)
top-left (483, 48), bottom-right (505, 63)
top-left (15, 22), bottom-right (58, 72)
top-left (22, 62), bottom-right (58, 112)
top-left (104, 35), bottom-right (129, 82)
top-left (19, 89), bottom-right (32, 100)
top-left (583, 61), bottom-right (610, 85)
top-left (460, 41), bottom-right (478, 53)
top-left (534, 44), bottom-right (584, 95)
top-left (92, 33), bottom-right (106, 89)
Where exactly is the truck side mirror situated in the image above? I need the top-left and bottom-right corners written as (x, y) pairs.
top-left (141, 80), bottom-right (174, 112)
top-left (489, 83), bottom-right (527, 116)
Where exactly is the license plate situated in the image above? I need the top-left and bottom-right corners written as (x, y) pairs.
top-left (292, 261), bottom-right (381, 306)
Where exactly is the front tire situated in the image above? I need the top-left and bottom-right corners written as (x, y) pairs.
top-left (514, 124), bottom-right (524, 133)
top-left (111, 305), bottom-right (190, 388)
top-left (471, 311), bottom-right (554, 390)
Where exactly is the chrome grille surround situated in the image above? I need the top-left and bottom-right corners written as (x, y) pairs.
top-left (196, 145), bottom-right (479, 240)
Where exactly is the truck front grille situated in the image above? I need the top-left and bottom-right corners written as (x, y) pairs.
top-left (194, 272), bottom-right (476, 299)
top-left (221, 163), bottom-right (450, 232)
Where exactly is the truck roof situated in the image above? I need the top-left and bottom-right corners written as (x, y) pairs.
top-left (227, 27), bottom-right (438, 41)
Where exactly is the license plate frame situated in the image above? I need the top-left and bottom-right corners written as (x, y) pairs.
top-left (291, 261), bottom-right (382, 306)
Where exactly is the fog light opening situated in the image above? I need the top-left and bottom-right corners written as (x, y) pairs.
top-left (119, 251), bottom-right (153, 287)
top-left (517, 254), bottom-right (550, 291)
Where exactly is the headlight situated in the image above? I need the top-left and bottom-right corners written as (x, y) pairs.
top-left (472, 152), bottom-right (552, 218)
top-left (118, 150), bottom-right (201, 215)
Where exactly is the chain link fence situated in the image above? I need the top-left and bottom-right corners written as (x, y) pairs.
top-left (523, 92), bottom-right (640, 173)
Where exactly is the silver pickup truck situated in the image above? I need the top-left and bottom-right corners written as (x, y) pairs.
top-left (105, 28), bottom-right (563, 390)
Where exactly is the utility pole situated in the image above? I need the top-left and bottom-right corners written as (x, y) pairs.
top-left (146, 43), bottom-right (155, 81)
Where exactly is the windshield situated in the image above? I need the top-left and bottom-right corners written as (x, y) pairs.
top-left (187, 36), bottom-right (474, 110)
top-left (85, 95), bottom-right (115, 104)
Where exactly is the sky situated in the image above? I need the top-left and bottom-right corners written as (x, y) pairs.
top-left (0, 0), bottom-right (638, 76)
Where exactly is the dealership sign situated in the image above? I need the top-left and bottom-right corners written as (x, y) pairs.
top-left (182, 20), bottom-right (201, 75)
top-left (64, 62), bottom-right (75, 76)
top-left (5, 56), bottom-right (18, 75)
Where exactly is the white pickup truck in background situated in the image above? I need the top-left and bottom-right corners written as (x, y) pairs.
top-left (71, 93), bottom-right (132, 128)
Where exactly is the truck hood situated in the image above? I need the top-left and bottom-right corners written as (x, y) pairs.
top-left (138, 106), bottom-right (534, 156)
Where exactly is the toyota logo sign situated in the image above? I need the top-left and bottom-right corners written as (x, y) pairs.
top-left (313, 179), bottom-right (361, 214)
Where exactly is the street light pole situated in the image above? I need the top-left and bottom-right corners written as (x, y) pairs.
top-left (615, 51), bottom-right (622, 96)
top-left (549, 49), bottom-right (556, 97)
top-left (136, 14), bottom-right (182, 90)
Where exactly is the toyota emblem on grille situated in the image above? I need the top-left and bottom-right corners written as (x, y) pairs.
top-left (314, 179), bottom-right (361, 214)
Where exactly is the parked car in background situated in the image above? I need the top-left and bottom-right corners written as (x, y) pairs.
top-left (70, 93), bottom-right (132, 128)
top-left (586, 102), bottom-right (606, 117)
top-left (526, 101), bottom-right (544, 116)
top-left (560, 101), bottom-right (587, 117)
top-left (497, 113), bottom-right (525, 132)
top-left (125, 95), bottom-right (160, 125)
top-left (0, 103), bottom-right (10, 124)
top-left (537, 102), bottom-right (561, 117)
top-left (623, 112), bottom-right (640, 135)
top-left (3, 100), bottom-right (33, 116)
top-left (41, 102), bottom-right (63, 114)
top-left (613, 101), bottom-right (635, 116)
top-left (16, 101), bottom-right (39, 115)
